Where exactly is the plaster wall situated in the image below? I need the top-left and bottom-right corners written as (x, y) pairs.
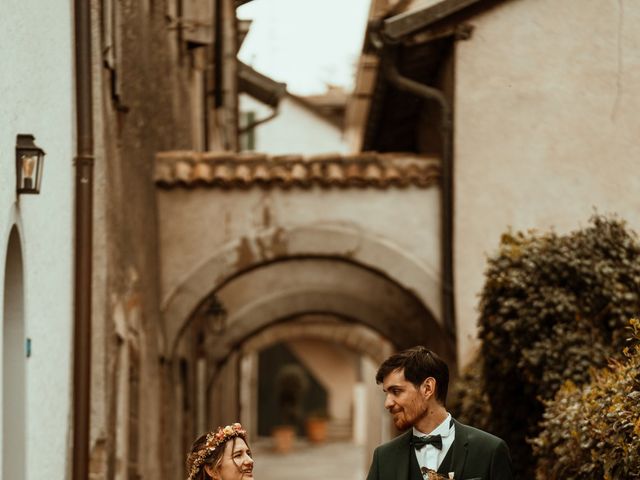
top-left (157, 186), bottom-right (441, 324)
top-left (240, 94), bottom-right (348, 154)
top-left (454, 0), bottom-right (640, 365)
top-left (89, 1), bottom-right (213, 477)
top-left (0, 2), bottom-right (74, 479)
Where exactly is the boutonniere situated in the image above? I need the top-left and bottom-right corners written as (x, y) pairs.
top-left (419, 468), bottom-right (454, 479)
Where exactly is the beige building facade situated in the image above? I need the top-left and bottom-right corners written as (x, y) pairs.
top-left (348, 0), bottom-right (640, 366)
top-left (155, 151), bottom-right (451, 473)
top-left (454, 0), bottom-right (640, 362)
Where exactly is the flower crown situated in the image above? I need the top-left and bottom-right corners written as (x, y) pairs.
top-left (187, 423), bottom-right (247, 480)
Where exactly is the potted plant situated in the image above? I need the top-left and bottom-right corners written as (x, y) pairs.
top-left (272, 364), bottom-right (309, 453)
top-left (304, 409), bottom-right (329, 444)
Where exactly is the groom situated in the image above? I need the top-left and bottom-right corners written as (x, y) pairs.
top-left (366, 346), bottom-right (513, 480)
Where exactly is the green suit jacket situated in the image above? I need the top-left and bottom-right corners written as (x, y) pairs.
top-left (366, 419), bottom-right (514, 480)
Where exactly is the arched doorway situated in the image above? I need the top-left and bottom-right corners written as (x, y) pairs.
top-left (3, 226), bottom-right (26, 479)
top-left (166, 256), bottom-right (450, 479)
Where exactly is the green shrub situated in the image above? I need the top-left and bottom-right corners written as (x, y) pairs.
top-left (448, 355), bottom-right (493, 433)
top-left (532, 319), bottom-right (640, 479)
top-left (477, 215), bottom-right (640, 477)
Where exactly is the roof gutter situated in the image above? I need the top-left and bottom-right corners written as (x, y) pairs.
top-left (370, 26), bottom-right (457, 359)
top-left (72, 0), bottom-right (94, 478)
top-left (238, 105), bottom-right (280, 135)
top-left (237, 62), bottom-right (286, 135)
top-left (383, 0), bottom-right (481, 41)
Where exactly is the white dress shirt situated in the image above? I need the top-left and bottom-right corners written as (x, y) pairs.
top-left (413, 413), bottom-right (455, 474)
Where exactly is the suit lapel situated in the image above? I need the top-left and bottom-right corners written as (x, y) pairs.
top-left (392, 430), bottom-right (412, 480)
top-left (449, 419), bottom-right (469, 480)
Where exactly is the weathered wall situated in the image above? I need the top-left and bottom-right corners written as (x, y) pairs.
top-left (90, 0), bottom-right (213, 478)
top-left (0, 2), bottom-right (74, 479)
top-left (157, 185), bottom-right (442, 336)
top-left (454, 0), bottom-right (640, 365)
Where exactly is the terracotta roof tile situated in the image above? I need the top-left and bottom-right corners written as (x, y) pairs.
top-left (326, 163), bottom-right (345, 186)
top-left (253, 163), bottom-right (271, 184)
top-left (155, 151), bottom-right (440, 190)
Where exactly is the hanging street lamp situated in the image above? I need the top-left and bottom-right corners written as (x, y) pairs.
top-left (16, 134), bottom-right (45, 194)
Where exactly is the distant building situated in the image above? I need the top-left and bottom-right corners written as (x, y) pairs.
top-left (239, 63), bottom-right (348, 154)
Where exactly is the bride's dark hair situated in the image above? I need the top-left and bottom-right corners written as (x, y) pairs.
top-left (186, 424), bottom-right (249, 480)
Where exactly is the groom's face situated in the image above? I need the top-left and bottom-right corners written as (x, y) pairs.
top-left (381, 368), bottom-right (429, 431)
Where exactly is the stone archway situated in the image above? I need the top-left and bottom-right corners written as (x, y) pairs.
top-left (162, 224), bottom-right (443, 358)
top-left (166, 256), bottom-right (451, 479)
top-left (163, 226), bottom-right (449, 480)
top-left (3, 226), bottom-right (26, 480)
top-left (237, 314), bottom-right (394, 453)
top-left (175, 257), bottom-right (451, 368)
top-left (241, 314), bottom-right (393, 364)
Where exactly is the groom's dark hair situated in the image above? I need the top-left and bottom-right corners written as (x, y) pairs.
top-left (375, 346), bottom-right (449, 405)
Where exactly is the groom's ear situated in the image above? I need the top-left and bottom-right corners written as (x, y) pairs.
top-left (420, 377), bottom-right (436, 399)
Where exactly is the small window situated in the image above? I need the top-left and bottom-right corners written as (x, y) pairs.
top-left (239, 111), bottom-right (256, 151)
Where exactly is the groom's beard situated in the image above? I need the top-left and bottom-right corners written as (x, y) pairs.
top-left (390, 397), bottom-right (429, 431)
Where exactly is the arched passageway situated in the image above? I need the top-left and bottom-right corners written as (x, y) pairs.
top-left (166, 256), bottom-right (451, 479)
top-left (3, 226), bottom-right (26, 479)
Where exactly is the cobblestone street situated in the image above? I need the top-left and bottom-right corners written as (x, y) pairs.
top-left (252, 439), bottom-right (366, 480)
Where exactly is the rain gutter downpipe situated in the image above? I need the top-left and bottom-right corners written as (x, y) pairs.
top-left (371, 28), bottom-right (457, 359)
top-left (73, 0), bottom-right (94, 478)
top-left (238, 105), bottom-right (280, 135)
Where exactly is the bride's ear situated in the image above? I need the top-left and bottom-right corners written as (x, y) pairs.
top-left (204, 464), bottom-right (220, 480)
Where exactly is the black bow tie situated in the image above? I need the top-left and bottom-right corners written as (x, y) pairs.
top-left (411, 434), bottom-right (443, 450)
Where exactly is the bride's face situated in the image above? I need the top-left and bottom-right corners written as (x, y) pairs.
top-left (208, 438), bottom-right (254, 480)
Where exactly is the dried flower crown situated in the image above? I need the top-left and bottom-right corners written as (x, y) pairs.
top-left (187, 422), bottom-right (247, 480)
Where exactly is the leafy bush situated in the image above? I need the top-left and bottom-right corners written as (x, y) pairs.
top-left (448, 355), bottom-right (493, 433)
top-left (532, 319), bottom-right (640, 479)
top-left (477, 216), bottom-right (640, 477)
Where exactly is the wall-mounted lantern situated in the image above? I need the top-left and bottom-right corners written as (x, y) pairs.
top-left (203, 295), bottom-right (227, 334)
top-left (16, 134), bottom-right (45, 194)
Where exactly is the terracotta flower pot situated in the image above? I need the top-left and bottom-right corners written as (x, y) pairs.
top-left (305, 417), bottom-right (328, 444)
top-left (271, 425), bottom-right (295, 453)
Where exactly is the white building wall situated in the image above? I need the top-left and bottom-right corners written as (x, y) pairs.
top-left (0, 2), bottom-right (75, 479)
top-left (240, 94), bottom-right (348, 154)
top-left (454, 0), bottom-right (640, 365)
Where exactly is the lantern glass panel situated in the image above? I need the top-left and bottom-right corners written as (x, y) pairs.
top-left (19, 152), bottom-right (39, 191)
top-left (16, 134), bottom-right (45, 194)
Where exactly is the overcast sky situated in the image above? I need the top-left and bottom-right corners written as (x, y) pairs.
top-left (238, 0), bottom-right (371, 95)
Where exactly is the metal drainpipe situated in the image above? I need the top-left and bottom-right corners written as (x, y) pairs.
top-left (373, 35), bottom-right (457, 360)
top-left (238, 105), bottom-right (280, 135)
top-left (73, 0), bottom-right (94, 478)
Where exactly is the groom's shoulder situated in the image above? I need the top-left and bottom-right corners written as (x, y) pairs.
top-left (375, 430), bottom-right (411, 454)
top-left (454, 419), bottom-right (507, 449)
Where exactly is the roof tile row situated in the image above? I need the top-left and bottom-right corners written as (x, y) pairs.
top-left (155, 151), bottom-right (440, 190)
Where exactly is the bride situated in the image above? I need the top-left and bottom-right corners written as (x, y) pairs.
top-left (186, 423), bottom-right (254, 480)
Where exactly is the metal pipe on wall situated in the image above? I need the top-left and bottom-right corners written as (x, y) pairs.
top-left (72, 0), bottom-right (94, 477)
top-left (371, 29), bottom-right (457, 360)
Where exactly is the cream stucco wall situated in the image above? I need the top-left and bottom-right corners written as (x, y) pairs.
top-left (454, 0), bottom-right (640, 365)
top-left (0, 2), bottom-right (74, 479)
top-left (158, 186), bottom-right (442, 331)
top-left (240, 94), bottom-right (348, 154)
